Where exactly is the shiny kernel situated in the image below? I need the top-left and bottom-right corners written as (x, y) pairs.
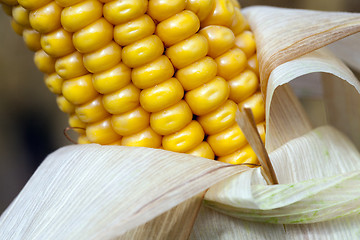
top-left (121, 127), bottom-right (161, 148)
top-left (86, 118), bottom-right (120, 144)
top-left (56, 95), bottom-right (75, 113)
top-left (103, 0), bottom-right (147, 25)
top-left (150, 100), bottom-right (193, 135)
top-left (186, 141), bottom-right (215, 159)
top-left (111, 106), bottom-right (149, 136)
top-left (55, 51), bottom-right (88, 79)
top-left (162, 120), bottom-right (204, 153)
top-left (18, 0), bottom-right (51, 10)
top-left (114, 14), bottom-right (155, 46)
top-left (148, 0), bottom-right (186, 22)
top-left (44, 72), bottom-right (63, 94)
top-left (11, 19), bottom-right (24, 35)
top-left (41, 28), bottom-right (75, 58)
top-left (140, 78), bottom-right (184, 112)
top-left (197, 99), bottom-right (237, 135)
top-left (61, 0), bottom-right (103, 32)
top-left (23, 29), bottom-right (41, 51)
top-left (2, 4), bottom-right (13, 16)
top-left (122, 35), bottom-right (164, 68)
top-left (235, 31), bottom-right (256, 58)
top-left (62, 74), bottom-right (98, 105)
top-left (175, 56), bottom-right (217, 91)
top-left (201, 0), bottom-right (235, 28)
top-left (238, 92), bottom-right (265, 124)
top-left (186, 0), bottom-right (214, 21)
top-left (92, 63), bottom-right (131, 94)
top-left (185, 76), bottom-right (229, 116)
top-left (132, 55), bottom-right (174, 89)
top-left (215, 48), bottom-right (247, 80)
top-left (230, 5), bottom-right (247, 35)
top-left (75, 96), bottom-right (110, 123)
top-left (156, 10), bottom-right (200, 47)
top-left (55, 0), bottom-right (83, 7)
top-left (78, 134), bottom-right (91, 144)
top-left (34, 49), bottom-right (56, 73)
top-left (69, 113), bottom-right (86, 130)
top-left (12, 5), bottom-right (30, 27)
top-left (228, 69), bottom-right (258, 103)
top-left (207, 122), bottom-right (247, 156)
top-left (102, 83), bottom-right (140, 114)
top-left (83, 41), bottom-right (122, 73)
top-left (73, 18), bottom-right (113, 54)
top-left (166, 34), bottom-right (208, 69)
top-left (29, 2), bottom-right (62, 33)
top-left (218, 144), bottom-right (258, 165)
top-left (247, 54), bottom-right (259, 76)
top-left (109, 139), bottom-right (122, 145)
top-left (199, 25), bottom-right (235, 58)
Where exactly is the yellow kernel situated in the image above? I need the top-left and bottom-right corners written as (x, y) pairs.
top-left (29, 2), bottom-right (62, 33)
top-left (186, 141), bottom-right (215, 159)
top-left (140, 78), bottom-right (184, 112)
top-left (18, 0), bottom-right (51, 10)
top-left (122, 35), bottom-right (164, 68)
top-left (11, 19), bottom-right (24, 35)
top-left (78, 134), bottom-right (91, 144)
top-left (228, 69), bottom-right (258, 103)
top-left (75, 96), bottom-right (110, 123)
top-left (86, 118), bottom-right (120, 144)
top-left (72, 18), bottom-right (113, 54)
top-left (235, 31), bottom-right (256, 58)
top-left (238, 92), bottom-right (265, 124)
top-left (166, 34), bottom-right (208, 69)
top-left (197, 99), bottom-right (237, 135)
top-left (69, 113), bottom-right (86, 130)
top-left (207, 122), bottom-right (247, 156)
top-left (175, 56), bottom-right (217, 91)
top-left (201, 0), bottom-right (235, 28)
top-left (111, 106), bottom-right (149, 136)
top-left (103, 0), bottom-right (147, 25)
top-left (83, 41), bottom-right (122, 73)
top-left (34, 49), bottom-right (56, 73)
top-left (215, 48), bottom-right (247, 80)
top-left (186, 0), bottom-right (214, 21)
top-left (41, 28), bottom-right (75, 58)
top-left (257, 121), bottom-right (265, 143)
top-left (62, 74), bottom-right (98, 105)
top-left (114, 14), bottom-right (155, 46)
top-left (122, 127), bottom-right (162, 148)
top-left (12, 5), bottom-right (30, 27)
top-left (230, 5), bottom-right (247, 35)
top-left (109, 139), bottom-right (122, 145)
top-left (185, 76), bottom-right (229, 116)
top-left (55, 51), bottom-right (88, 79)
top-left (199, 25), bottom-right (235, 58)
top-left (247, 54), bottom-right (259, 76)
top-left (162, 120), bottom-right (204, 153)
top-left (55, 0), bottom-right (83, 7)
top-left (102, 83), bottom-right (140, 114)
top-left (132, 55), bottom-right (174, 89)
top-left (61, 0), bottom-right (103, 32)
top-left (156, 10), bottom-right (200, 47)
top-left (44, 72), bottom-right (63, 94)
top-left (92, 63), bottom-right (131, 94)
top-left (218, 144), bottom-right (258, 165)
top-left (23, 29), bottom-right (41, 51)
top-left (150, 100), bottom-right (193, 135)
top-left (2, 4), bottom-right (13, 16)
top-left (230, 0), bottom-right (240, 8)
top-left (148, 0), bottom-right (186, 22)
top-left (56, 95), bottom-right (75, 113)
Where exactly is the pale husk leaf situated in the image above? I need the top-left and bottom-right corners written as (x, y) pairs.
top-left (0, 144), bottom-right (246, 239)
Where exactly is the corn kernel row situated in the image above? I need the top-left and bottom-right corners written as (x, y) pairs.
top-left (1, 0), bottom-right (266, 165)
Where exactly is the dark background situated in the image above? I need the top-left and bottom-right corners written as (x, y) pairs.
top-left (0, 0), bottom-right (359, 213)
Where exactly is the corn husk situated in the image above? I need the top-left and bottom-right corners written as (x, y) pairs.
top-left (1, 6), bottom-right (360, 240)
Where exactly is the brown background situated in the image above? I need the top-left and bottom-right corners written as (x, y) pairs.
top-left (0, 0), bottom-right (359, 213)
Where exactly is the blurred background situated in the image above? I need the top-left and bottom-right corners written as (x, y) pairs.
top-left (0, 0), bottom-right (359, 213)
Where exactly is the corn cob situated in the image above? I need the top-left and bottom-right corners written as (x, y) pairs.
top-left (1, 0), bottom-right (265, 166)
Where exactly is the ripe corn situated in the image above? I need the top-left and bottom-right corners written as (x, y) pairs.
top-left (2, 0), bottom-right (265, 166)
